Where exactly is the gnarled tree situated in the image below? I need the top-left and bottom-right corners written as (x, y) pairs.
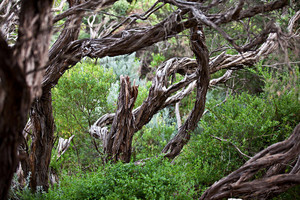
top-left (1, 0), bottom-right (299, 198)
top-left (0, 0), bottom-right (53, 198)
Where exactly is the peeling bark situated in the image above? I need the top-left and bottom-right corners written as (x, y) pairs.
top-left (0, 0), bottom-right (53, 198)
top-left (162, 25), bottom-right (210, 159)
top-left (91, 5), bottom-right (298, 165)
top-left (29, 90), bottom-right (55, 192)
top-left (11, 0), bottom-right (294, 193)
top-left (105, 76), bottom-right (138, 163)
top-left (0, 35), bottom-right (30, 200)
top-left (21, 0), bottom-right (84, 191)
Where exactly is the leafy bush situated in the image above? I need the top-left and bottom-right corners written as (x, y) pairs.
top-left (150, 53), bottom-right (165, 68)
top-left (99, 53), bottom-right (140, 82)
top-left (51, 60), bottom-right (115, 172)
top-left (132, 108), bottom-right (176, 160)
top-left (52, 60), bottom-right (115, 135)
top-left (17, 157), bottom-right (195, 200)
top-left (111, 0), bottom-right (130, 16)
top-left (179, 64), bottom-right (300, 196)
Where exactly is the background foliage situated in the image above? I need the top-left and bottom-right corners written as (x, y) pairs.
top-left (9, 0), bottom-right (300, 199)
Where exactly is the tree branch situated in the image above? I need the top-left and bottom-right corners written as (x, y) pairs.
top-left (53, 0), bottom-right (119, 23)
top-left (200, 123), bottom-right (300, 200)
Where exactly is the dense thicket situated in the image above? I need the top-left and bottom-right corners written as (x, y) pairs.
top-left (0, 0), bottom-right (299, 199)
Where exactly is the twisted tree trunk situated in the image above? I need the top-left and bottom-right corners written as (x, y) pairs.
top-left (20, 0), bottom-right (84, 191)
top-left (28, 89), bottom-right (55, 191)
top-left (105, 76), bottom-right (139, 163)
top-left (0, 0), bottom-right (53, 198)
top-left (162, 25), bottom-right (210, 159)
top-left (0, 36), bottom-right (30, 200)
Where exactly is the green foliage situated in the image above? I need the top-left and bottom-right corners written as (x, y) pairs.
top-left (273, 185), bottom-right (300, 200)
top-left (178, 131), bottom-right (242, 192)
top-left (203, 93), bottom-right (281, 155)
top-left (133, 109), bottom-right (176, 160)
top-left (14, 64), bottom-right (299, 200)
top-left (179, 64), bottom-right (300, 196)
top-left (18, 157), bottom-right (195, 200)
top-left (51, 60), bottom-right (115, 173)
top-left (99, 53), bottom-right (140, 81)
top-left (112, 0), bottom-right (130, 16)
top-left (251, 63), bottom-right (300, 137)
top-left (52, 61), bottom-right (115, 135)
top-left (134, 81), bottom-right (152, 109)
top-left (106, 81), bottom-right (120, 109)
top-left (150, 53), bottom-right (166, 68)
top-left (9, 172), bottom-right (48, 200)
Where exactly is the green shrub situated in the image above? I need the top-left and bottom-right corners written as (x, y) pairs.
top-left (179, 64), bottom-right (299, 196)
top-left (99, 53), bottom-right (140, 82)
top-left (150, 53), bottom-right (165, 68)
top-left (132, 108), bottom-right (176, 160)
top-left (18, 157), bottom-right (195, 200)
top-left (51, 60), bottom-right (115, 173)
top-left (112, 0), bottom-right (130, 16)
top-left (52, 60), bottom-right (115, 136)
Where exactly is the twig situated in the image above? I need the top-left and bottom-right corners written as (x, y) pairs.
top-left (203, 97), bottom-right (227, 116)
top-left (211, 135), bottom-right (251, 159)
top-left (103, 1), bottom-right (165, 38)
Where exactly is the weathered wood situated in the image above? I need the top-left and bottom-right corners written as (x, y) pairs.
top-left (90, 21), bottom-right (289, 131)
top-left (57, 135), bottom-right (75, 160)
top-left (200, 123), bottom-right (300, 200)
top-left (0, 34), bottom-right (30, 200)
top-left (22, 0), bottom-right (84, 191)
top-left (162, 25), bottom-right (210, 159)
top-left (0, 0), bottom-right (53, 198)
top-left (90, 2), bottom-right (297, 167)
top-left (105, 76), bottom-right (138, 163)
top-left (29, 91), bottom-right (55, 192)
top-left (13, 0), bottom-right (294, 193)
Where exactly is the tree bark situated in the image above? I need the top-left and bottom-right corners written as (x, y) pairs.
top-left (0, 0), bottom-right (53, 198)
top-left (28, 89), bottom-right (55, 192)
top-left (162, 25), bottom-right (210, 159)
top-left (15, 0), bottom-right (292, 189)
top-left (20, 0), bottom-right (84, 191)
top-left (0, 35), bottom-right (30, 200)
top-left (105, 76), bottom-right (138, 163)
top-left (91, 8), bottom-right (299, 162)
top-left (200, 123), bottom-right (300, 200)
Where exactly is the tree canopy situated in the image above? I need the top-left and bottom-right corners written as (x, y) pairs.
top-left (0, 0), bottom-right (299, 199)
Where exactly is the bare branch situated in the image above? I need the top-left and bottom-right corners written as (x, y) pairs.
top-left (175, 102), bottom-right (182, 129)
top-left (89, 25), bottom-right (289, 137)
top-left (53, 0), bottom-right (119, 23)
top-left (211, 135), bottom-right (251, 159)
top-left (56, 135), bottom-right (75, 160)
top-left (212, 0), bottom-right (289, 25)
top-left (103, 1), bottom-right (165, 37)
top-left (43, 9), bottom-right (191, 87)
top-left (209, 70), bottom-right (233, 87)
top-left (288, 10), bottom-right (300, 34)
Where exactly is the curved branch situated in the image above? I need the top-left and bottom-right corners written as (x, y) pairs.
top-left (200, 124), bottom-right (300, 200)
top-left (90, 20), bottom-right (291, 131)
top-left (53, 0), bottom-right (118, 23)
top-left (212, 0), bottom-right (289, 25)
top-left (211, 135), bottom-right (251, 159)
top-left (43, 9), bottom-right (193, 87)
top-left (162, 25), bottom-right (210, 158)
